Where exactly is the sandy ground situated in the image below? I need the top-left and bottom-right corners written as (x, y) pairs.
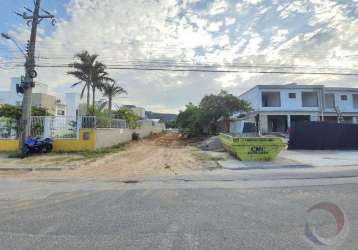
top-left (1, 133), bottom-right (218, 179)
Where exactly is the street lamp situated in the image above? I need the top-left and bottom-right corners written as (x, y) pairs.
top-left (1, 33), bottom-right (27, 58)
top-left (1, 33), bottom-right (11, 40)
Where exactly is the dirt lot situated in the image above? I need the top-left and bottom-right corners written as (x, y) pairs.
top-left (0, 133), bottom-right (222, 179)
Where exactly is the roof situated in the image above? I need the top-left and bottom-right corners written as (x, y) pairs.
top-left (239, 83), bottom-right (358, 97)
top-left (325, 87), bottom-right (358, 92)
top-left (255, 83), bottom-right (324, 90)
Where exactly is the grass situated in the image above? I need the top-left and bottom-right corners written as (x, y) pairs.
top-left (76, 143), bottom-right (127, 161)
top-left (6, 151), bottom-right (22, 159)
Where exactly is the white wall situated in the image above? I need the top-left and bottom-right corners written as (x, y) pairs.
top-left (257, 88), bottom-right (321, 112)
top-left (65, 93), bottom-right (78, 117)
top-left (325, 91), bottom-right (358, 113)
top-left (239, 87), bottom-right (260, 110)
top-left (240, 87), bottom-right (323, 112)
top-left (0, 78), bottom-right (23, 105)
top-left (95, 124), bottom-right (164, 149)
top-left (241, 86), bottom-right (358, 114)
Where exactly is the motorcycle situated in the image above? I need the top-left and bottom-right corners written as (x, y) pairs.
top-left (22, 137), bottom-right (54, 156)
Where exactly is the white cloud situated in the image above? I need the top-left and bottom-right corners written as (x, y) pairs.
top-left (207, 21), bottom-right (223, 32)
top-left (209, 0), bottom-right (229, 15)
top-left (225, 17), bottom-right (236, 26)
top-left (245, 0), bottom-right (263, 5)
top-left (1, 0), bottom-right (358, 113)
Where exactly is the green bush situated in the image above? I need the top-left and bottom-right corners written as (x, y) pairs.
top-left (132, 132), bottom-right (140, 141)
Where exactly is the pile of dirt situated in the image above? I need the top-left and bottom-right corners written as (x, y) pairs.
top-left (197, 136), bottom-right (225, 152)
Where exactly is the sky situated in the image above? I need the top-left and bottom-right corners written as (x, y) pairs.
top-left (0, 0), bottom-right (358, 113)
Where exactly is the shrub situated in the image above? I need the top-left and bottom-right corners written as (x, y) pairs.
top-left (132, 132), bottom-right (140, 141)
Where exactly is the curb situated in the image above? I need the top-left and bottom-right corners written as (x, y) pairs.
top-left (0, 168), bottom-right (33, 172)
top-left (0, 167), bottom-right (64, 172)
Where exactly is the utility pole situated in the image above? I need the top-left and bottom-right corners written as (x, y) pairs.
top-left (15, 0), bottom-right (55, 155)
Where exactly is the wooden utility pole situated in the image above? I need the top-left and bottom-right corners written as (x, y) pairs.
top-left (16, 0), bottom-right (55, 155)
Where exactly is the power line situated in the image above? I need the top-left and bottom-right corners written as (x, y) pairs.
top-left (30, 64), bottom-right (358, 76)
top-left (2, 60), bottom-right (358, 76)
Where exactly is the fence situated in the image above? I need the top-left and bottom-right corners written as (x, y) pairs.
top-left (31, 116), bottom-right (78, 139)
top-left (81, 116), bottom-right (127, 129)
top-left (1, 116), bottom-right (140, 139)
top-left (0, 117), bottom-right (17, 139)
top-left (289, 121), bottom-right (358, 150)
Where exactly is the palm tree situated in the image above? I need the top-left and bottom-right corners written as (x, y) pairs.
top-left (90, 61), bottom-right (113, 114)
top-left (100, 81), bottom-right (127, 117)
top-left (67, 51), bottom-right (98, 113)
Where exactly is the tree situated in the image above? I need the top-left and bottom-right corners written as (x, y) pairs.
top-left (0, 104), bottom-right (50, 121)
top-left (90, 61), bottom-right (113, 114)
top-left (0, 104), bottom-right (22, 121)
top-left (113, 108), bottom-right (140, 129)
top-left (176, 103), bottom-right (201, 135)
top-left (0, 104), bottom-right (50, 136)
top-left (100, 81), bottom-right (127, 117)
top-left (68, 51), bottom-right (109, 114)
top-left (198, 90), bottom-right (251, 134)
top-left (164, 120), bottom-right (177, 129)
top-left (176, 91), bottom-right (251, 135)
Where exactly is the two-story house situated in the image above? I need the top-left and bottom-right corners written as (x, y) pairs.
top-left (239, 83), bottom-right (358, 134)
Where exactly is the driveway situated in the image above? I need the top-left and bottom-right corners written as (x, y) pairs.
top-left (280, 149), bottom-right (358, 167)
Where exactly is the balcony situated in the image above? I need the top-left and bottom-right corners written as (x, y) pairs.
top-left (302, 92), bottom-right (319, 107)
top-left (262, 92), bottom-right (281, 107)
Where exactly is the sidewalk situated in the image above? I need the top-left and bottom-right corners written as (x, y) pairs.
top-left (0, 154), bottom-right (76, 172)
top-left (217, 149), bottom-right (358, 170)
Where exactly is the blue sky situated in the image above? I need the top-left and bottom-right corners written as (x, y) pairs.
top-left (0, 0), bottom-right (69, 59)
top-left (0, 0), bottom-right (69, 34)
top-left (0, 0), bottom-right (358, 113)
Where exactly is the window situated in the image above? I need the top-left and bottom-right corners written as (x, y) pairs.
top-left (57, 110), bottom-right (65, 116)
top-left (341, 95), bottom-right (348, 101)
top-left (288, 93), bottom-right (296, 99)
top-left (302, 92), bottom-right (319, 107)
top-left (325, 94), bottom-right (335, 109)
top-left (353, 94), bottom-right (358, 109)
top-left (261, 92), bottom-right (281, 107)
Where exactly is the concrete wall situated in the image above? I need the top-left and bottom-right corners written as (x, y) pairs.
top-left (95, 124), bottom-right (164, 149)
top-left (53, 129), bottom-right (95, 152)
top-left (0, 125), bottom-right (164, 152)
top-left (0, 139), bottom-right (19, 152)
top-left (324, 90), bottom-right (358, 113)
top-left (239, 87), bottom-right (260, 110)
top-left (0, 129), bottom-right (95, 152)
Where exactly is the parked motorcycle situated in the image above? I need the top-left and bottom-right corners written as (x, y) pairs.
top-left (22, 137), bottom-right (53, 156)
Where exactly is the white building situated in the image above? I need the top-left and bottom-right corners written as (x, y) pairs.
top-left (0, 77), bottom-right (79, 117)
top-left (0, 77), bottom-right (23, 106)
top-left (238, 83), bottom-right (358, 134)
top-left (122, 105), bottom-right (146, 118)
top-left (65, 93), bottom-right (79, 117)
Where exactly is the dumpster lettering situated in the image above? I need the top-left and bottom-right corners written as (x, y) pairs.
top-left (248, 146), bottom-right (268, 155)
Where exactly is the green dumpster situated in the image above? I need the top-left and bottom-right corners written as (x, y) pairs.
top-left (219, 133), bottom-right (285, 161)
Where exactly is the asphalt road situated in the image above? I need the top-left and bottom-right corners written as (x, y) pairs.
top-left (0, 172), bottom-right (357, 249)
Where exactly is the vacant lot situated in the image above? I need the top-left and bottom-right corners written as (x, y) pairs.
top-left (0, 133), bottom-right (222, 179)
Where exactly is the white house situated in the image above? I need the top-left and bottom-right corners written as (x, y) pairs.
top-left (0, 77), bottom-right (79, 117)
top-left (238, 83), bottom-right (358, 134)
top-left (0, 77), bottom-right (23, 106)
